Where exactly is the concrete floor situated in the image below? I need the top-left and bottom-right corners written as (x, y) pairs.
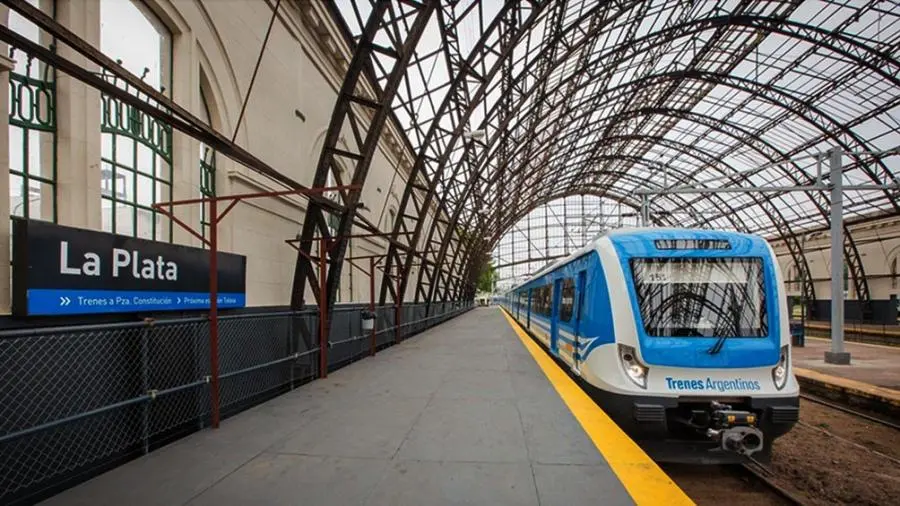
top-left (793, 337), bottom-right (900, 390)
top-left (42, 308), bottom-right (634, 506)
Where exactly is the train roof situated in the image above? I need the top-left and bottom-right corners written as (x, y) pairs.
top-left (508, 227), bottom-right (765, 292)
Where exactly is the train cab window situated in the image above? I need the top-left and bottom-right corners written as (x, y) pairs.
top-left (631, 258), bottom-right (767, 337)
top-left (559, 278), bottom-right (575, 322)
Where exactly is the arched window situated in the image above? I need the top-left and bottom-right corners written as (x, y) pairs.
top-left (325, 167), bottom-right (344, 234)
top-left (99, 0), bottom-right (173, 240)
top-left (786, 264), bottom-right (797, 291)
top-left (199, 84), bottom-right (216, 243)
top-left (8, 0), bottom-right (56, 222)
top-left (843, 263), bottom-right (849, 294)
top-left (324, 166), bottom-right (345, 300)
top-left (891, 257), bottom-right (898, 290)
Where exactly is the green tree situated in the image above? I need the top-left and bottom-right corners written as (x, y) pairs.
top-left (477, 259), bottom-right (497, 293)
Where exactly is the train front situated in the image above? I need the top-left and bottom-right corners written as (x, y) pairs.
top-left (593, 230), bottom-right (800, 463)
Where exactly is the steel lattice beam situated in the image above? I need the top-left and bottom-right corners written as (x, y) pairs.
top-left (409, 8), bottom-right (898, 315)
top-left (290, 1), bottom-right (437, 331)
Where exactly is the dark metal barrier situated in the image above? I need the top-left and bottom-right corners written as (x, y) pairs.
top-left (0, 301), bottom-right (473, 504)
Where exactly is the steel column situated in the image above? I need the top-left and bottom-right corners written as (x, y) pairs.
top-left (208, 198), bottom-right (220, 428)
top-left (370, 257), bottom-right (376, 356)
top-left (827, 147), bottom-right (851, 364)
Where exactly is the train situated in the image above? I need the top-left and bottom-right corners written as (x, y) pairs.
top-left (500, 228), bottom-right (800, 463)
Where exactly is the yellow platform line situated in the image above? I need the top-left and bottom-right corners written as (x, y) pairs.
top-left (499, 308), bottom-right (694, 506)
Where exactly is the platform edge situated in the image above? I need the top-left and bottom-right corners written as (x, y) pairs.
top-left (499, 308), bottom-right (694, 506)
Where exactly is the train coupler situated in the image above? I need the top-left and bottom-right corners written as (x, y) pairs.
top-left (705, 401), bottom-right (764, 456)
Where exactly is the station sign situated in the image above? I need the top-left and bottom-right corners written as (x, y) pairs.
top-left (11, 218), bottom-right (247, 316)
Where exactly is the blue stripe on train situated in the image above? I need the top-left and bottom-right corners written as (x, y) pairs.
top-left (530, 314), bottom-right (579, 347)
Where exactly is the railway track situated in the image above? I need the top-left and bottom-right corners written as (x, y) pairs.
top-left (799, 392), bottom-right (900, 431)
top-left (663, 460), bottom-right (804, 506)
top-left (802, 325), bottom-right (900, 347)
top-left (670, 397), bottom-right (900, 505)
top-left (741, 457), bottom-right (806, 505)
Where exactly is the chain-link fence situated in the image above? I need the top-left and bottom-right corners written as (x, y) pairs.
top-left (0, 302), bottom-right (472, 504)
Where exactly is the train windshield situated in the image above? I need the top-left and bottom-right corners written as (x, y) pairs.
top-left (631, 258), bottom-right (768, 338)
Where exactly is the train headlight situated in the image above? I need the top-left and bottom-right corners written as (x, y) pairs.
top-left (618, 344), bottom-right (648, 389)
top-left (772, 345), bottom-right (789, 390)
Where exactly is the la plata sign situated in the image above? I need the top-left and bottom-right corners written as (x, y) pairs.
top-left (12, 218), bottom-right (247, 316)
top-left (60, 241), bottom-right (180, 280)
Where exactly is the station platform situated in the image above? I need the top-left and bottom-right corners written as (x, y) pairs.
top-left (793, 337), bottom-right (900, 390)
top-left (40, 308), bottom-right (689, 506)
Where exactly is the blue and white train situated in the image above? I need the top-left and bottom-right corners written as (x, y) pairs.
top-left (501, 228), bottom-right (799, 463)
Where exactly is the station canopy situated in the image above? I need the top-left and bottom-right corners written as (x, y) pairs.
top-left (330, 0), bottom-right (898, 302)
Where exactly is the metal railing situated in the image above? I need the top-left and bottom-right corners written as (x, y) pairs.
top-left (0, 301), bottom-right (473, 504)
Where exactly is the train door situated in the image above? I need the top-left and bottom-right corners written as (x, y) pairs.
top-left (551, 279), bottom-right (562, 355)
top-left (574, 270), bottom-right (587, 370)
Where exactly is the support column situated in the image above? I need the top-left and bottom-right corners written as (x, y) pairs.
top-left (0, 5), bottom-right (14, 314)
top-left (169, 31), bottom-right (198, 247)
top-left (826, 146), bottom-right (850, 365)
top-left (55, 0), bottom-right (101, 231)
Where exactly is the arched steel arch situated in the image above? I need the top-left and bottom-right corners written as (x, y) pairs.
top-left (305, 1), bottom-right (900, 323)
top-left (291, 1), bottom-right (436, 314)
top-left (451, 67), bottom-right (894, 311)
top-left (413, 11), bottom-right (897, 311)
top-left (376, 1), bottom-right (554, 306)
top-left (429, 40), bottom-right (899, 314)
top-left (465, 94), bottom-right (894, 307)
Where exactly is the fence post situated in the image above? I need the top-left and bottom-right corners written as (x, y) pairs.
top-left (395, 272), bottom-right (402, 343)
top-left (141, 320), bottom-right (151, 455)
top-left (319, 237), bottom-right (328, 378)
top-left (370, 257), bottom-right (376, 356)
top-left (288, 312), bottom-right (295, 390)
top-left (194, 320), bottom-right (206, 430)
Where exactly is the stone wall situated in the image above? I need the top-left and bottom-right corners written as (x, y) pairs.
top-left (1, 0), bottom-right (434, 312)
top-left (772, 215), bottom-right (900, 322)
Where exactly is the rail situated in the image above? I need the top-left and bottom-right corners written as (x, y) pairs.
top-left (803, 322), bottom-right (900, 347)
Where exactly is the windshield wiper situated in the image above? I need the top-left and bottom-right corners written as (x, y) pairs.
top-left (708, 290), bottom-right (740, 355)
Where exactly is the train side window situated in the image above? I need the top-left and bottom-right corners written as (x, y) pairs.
top-left (560, 278), bottom-right (575, 322)
top-left (544, 285), bottom-right (553, 317)
top-left (534, 286), bottom-right (544, 316)
top-left (534, 284), bottom-right (552, 317)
